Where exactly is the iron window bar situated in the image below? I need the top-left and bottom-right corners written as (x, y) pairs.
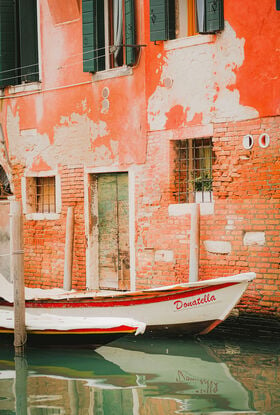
top-left (35, 177), bottom-right (56, 214)
top-left (174, 138), bottom-right (214, 203)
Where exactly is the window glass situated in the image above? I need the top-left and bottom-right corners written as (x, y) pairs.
top-left (82, 0), bottom-right (136, 73)
top-left (173, 138), bottom-right (214, 203)
top-left (176, 0), bottom-right (197, 38)
top-left (150, 0), bottom-right (224, 42)
top-left (25, 176), bottom-right (56, 214)
top-left (36, 177), bottom-right (56, 213)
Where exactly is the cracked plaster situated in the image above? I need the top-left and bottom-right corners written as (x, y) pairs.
top-left (7, 106), bottom-right (117, 170)
top-left (148, 22), bottom-right (259, 131)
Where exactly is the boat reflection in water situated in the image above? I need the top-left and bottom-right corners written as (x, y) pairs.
top-left (0, 335), bottom-right (258, 414)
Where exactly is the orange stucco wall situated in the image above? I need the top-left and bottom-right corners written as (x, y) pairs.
top-left (225, 1), bottom-right (280, 117)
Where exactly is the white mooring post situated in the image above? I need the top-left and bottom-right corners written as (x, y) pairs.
top-left (64, 206), bottom-right (74, 291)
top-left (10, 199), bottom-right (26, 355)
top-left (189, 203), bottom-right (200, 282)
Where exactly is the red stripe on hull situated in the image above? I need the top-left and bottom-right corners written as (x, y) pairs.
top-left (0, 325), bottom-right (137, 335)
top-left (29, 325), bottom-right (137, 335)
top-left (17, 282), bottom-right (238, 309)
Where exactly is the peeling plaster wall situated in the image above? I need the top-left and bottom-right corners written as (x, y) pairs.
top-left (8, 90), bottom-right (146, 172)
top-left (147, 22), bottom-right (259, 131)
top-left (4, 0), bottom-right (147, 174)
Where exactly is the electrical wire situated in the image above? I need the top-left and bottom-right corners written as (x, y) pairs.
top-left (0, 43), bottom-right (142, 78)
top-left (0, 46), bottom-right (106, 78)
top-left (0, 62), bottom-right (38, 75)
top-left (0, 44), bottom-right (144, 100)
top-left (0, 70), bottom-right (40, 85)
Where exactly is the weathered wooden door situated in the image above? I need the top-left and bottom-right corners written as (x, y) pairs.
top-left (98, 173), bottom-right (130, 290)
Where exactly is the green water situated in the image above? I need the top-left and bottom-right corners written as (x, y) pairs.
top-left (0, 319), bottom-right (279, 414)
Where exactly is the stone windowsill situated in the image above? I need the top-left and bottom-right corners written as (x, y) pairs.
top-left (164, 34), bottom-right (215, 51)
top-left (6, 82), bottom-right (42, 95)
top-left (25, 213), bottom-right (60, 221)
top-left (168, 202), bottom-right (214, 216)
top-left (92, 65), bottom-right (133, 82)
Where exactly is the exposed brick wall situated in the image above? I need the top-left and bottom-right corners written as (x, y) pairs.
top-left (213, 117), bottom-right (280, 200)
top-left (135, 116), bottom-right (280, 316)
top-left (22, 166), bottom-right (87, 289)
top-left (199, 198), bottom-right (280, 314)
top-left (9, 116), bottom-right (279, 316)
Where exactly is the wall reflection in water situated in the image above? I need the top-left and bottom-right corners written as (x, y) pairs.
top-left (0, 333), bottom-right (279, 414)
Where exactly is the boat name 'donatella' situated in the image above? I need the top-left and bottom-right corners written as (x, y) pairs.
top-left (174, 294), bottom-right (217, 310)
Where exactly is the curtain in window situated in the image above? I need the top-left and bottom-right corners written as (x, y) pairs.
top-left (113, 0), bottom-right (123, 65)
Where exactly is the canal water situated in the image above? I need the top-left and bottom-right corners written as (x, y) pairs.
top-left (0, 315), bottom-right (279, 414)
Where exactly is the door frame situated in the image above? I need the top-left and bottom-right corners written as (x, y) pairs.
top-left (84, 166), bottom-right (136, 291)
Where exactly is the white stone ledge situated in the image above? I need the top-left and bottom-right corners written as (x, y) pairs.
top-left (25, 213), bottom-right (60, 221)
top-left (164, 34), bottom-right (215, 51)
top-left (243, 232), bottom-right (266, 246)
top-left (155, 250), bottom-right (174, 263)
top-left (168, 202), bottom-right (214, 216)
top-left (7, 82), bottom-right (41, 94)
top-left (204, 240), bottom-right (232, 254)
top-left (92, 66), bottom-right (133, 82)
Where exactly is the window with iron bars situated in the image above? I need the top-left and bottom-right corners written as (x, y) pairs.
top-left (35, 177), bottom-right (56, 213)
top-left (173, 138), bottom-right (214, 203)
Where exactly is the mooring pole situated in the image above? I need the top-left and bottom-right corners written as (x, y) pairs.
top-left (15, 355), bottom-right (28, 415)
top-left (10, 198), bottom-right (26, 355)
top-left (189, 203), bottom-right (200, 282)
top-left (64, 206), bottom-right (74, 291)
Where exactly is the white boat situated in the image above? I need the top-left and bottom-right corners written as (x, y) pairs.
top-left (0, 308), bottom-right (146, 346)
top-left (0, 272), bottom-right (256, 338)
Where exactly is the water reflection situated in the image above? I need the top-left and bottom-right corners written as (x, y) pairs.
top-left (0, 332), bottom-right (279, 414)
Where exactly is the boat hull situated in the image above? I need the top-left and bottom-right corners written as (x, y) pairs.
top-left (0, 273), bottom-right (256, 336)
top-left (25, 280), bottom-right (250, 334)
top-left (0, 330), bottom-right (135, 347)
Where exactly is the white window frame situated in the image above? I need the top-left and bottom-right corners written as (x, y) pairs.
top-left (22, 169), bottom-right (61, 220)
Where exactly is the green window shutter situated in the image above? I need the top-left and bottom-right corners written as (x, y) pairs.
top-left (82, 0), bottom-right (105, 73)
top-left (198, 0), bottom-right (224, 34)
top-left (150, 0), bottom-right (169, 41)
top-left (277, 0), bottom-right (280, 10)
top-left (124, 0), bottom-right (136, 66)
top-left (18, 0), bottom-right (39, 83)
top-left (205, 0), bottom-right (224, 33)
top-left (0, 0), bottom-right (18, 87)
top-left (82, 0), bottom-right (97, 72)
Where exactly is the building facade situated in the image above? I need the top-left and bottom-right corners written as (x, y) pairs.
top-left (0, 0), bottom-right (279, 316)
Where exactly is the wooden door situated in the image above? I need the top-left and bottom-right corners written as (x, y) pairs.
top-left (98, 173), bottom-right (130, 290)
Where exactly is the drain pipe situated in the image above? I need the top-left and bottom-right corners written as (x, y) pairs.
top-left (189, 203), bottom-right (200, 282)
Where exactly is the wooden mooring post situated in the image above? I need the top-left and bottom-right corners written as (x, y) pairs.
top-left (10, 199), bottom-right (26, 355)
